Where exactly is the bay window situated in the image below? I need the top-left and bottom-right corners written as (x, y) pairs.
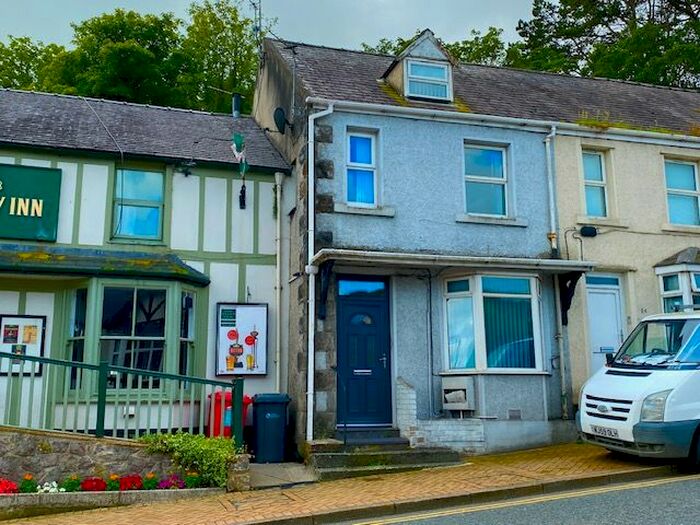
top-left (445, 275), bottom-right (541, 371)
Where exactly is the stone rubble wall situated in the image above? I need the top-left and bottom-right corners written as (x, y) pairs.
top-left (396, 377), bottom-right (486, 454)
top-left (0, 426), bottom-right (175, 482)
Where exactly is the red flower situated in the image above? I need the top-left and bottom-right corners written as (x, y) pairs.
top-left (119, 474), bottom-right (143, 491)
top-left (80, 477), bottom-right (107, 492)
top-left (0, 478), bottom-right (18, 494)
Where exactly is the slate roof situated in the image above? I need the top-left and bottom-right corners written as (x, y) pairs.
top-left (270, 39), bottom-right (700, 136)
top-left (0, 244), bottom-right (210, 286)
top-left (0, 89), bottom-right (288, 172)
top-left (655, 247), bottom-right (700, 267)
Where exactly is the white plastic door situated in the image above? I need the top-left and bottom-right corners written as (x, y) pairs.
top-left (586, 285), bottom-right (624, 374)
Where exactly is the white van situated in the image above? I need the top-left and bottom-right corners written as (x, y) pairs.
top-left (578, 311), bottom-right (700, 462)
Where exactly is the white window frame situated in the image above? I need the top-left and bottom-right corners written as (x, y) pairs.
top-left (582, 150), bottom-right (608, 218)
top-left (404, 58), bottom-right (453, 102)
top-left (463, 145), bottom-right (508, 218)
top-left (442, 274), bottom-right (543, 373)
top-left (664, 159), bottom-right (700, 226)
top-left (346, 131), bottom-right (378, 208)
top-left (112, 168), bottom-right (165, 241)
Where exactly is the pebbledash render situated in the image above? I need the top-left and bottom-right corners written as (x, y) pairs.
top-left (0, 89), bottom-right (291, 434)
top-left (254, 30), bottom-right (594, 454)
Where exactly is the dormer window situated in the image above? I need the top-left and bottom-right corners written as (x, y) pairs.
top-left (405, 59), bottom-right (452, 101)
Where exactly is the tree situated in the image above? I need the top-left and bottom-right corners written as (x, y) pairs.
top-left (514, 0), bottom-right (700, 87)
top-left (0, 36), bottom-right (64, 90)
top-left (180, 0), bottom-right (261, 113)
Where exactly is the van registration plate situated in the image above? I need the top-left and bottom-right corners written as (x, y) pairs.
top-left (590, 425), bottom-right (619, 438)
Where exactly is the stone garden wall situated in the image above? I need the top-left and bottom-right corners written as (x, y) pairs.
top-left (0, 426), bottom-right (175, 482)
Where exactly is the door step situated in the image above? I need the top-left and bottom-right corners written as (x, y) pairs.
top-left (314, 462), bottom-right (460, 481)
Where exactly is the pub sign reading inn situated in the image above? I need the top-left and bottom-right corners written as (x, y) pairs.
top-left (0, 164), bottom-right (61, 242)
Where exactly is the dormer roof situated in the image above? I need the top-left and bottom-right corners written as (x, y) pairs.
top-left (381, 29), bottom-right (456, 80)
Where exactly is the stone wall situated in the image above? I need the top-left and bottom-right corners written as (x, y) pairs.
top-left (0, 426), bottom-right (175, 482)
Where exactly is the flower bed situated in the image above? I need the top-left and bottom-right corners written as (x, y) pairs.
top-left (0, 471), bottom-right (204, 495)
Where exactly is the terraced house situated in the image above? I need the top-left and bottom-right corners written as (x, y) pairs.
top-left (0, 89), bottom-right (290, 437)
top-left (254, 30), bottom-right (597, 467)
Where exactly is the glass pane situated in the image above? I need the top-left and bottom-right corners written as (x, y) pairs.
top-left (71, 288), bottom-right (88, 337)
top-left (446, 297), bottom-right (475, 369)
top-left (668, 194), bottom-right (700, 225)
top-left (482, 276), bottom-right (530, 295)
top-left (663, 296), bottom-right (683, 313)
top-left (582, 152), bottom-right (604, 181)
top-left (484, 297), bottom-right (535, 368)
top-left (464, 147), bottom-right (504, 179)
top-left (585, 275), bottom-right (619, 286)
top-left (181, 292), bottom-right (195, 340)
top-left (693, 294), bottom-right (700, 306)
top-left (347, 169), bottom-right (375, 204)
top-left (694, 274), bottom-right (700, 289)
top-left (585, 185), bottom-right (607, 217)
top-left (349, 136), bottom-right (372, 164)
top-left (465, 181), bottom-right (506, 215)
top-left (113, 204), bottom-right (161, 239)
top-left (102, 288), bottom-right (134, 336)
top-left (179, 340), bottom-right (190, 376)
top-left (115, 169), bottom-right (164, 201)
top-left (408, 79), bottom-right (448, 99)
top-left (409, 62), bottom-right (447, 79)
top-left (338, 280), bottom-right (386, 296)
top-left (69, 340), bottom-right (84, 390)
top-left (132, 340), bottom-right (164, 372)
top-left (665, 161), bottom-right (696, 191)
top-left (662, 274), bottom-right (680, 292)
top-left (350, 313), bottom-right (374, 325)
top-left (135, 289), bottom-right (166, 337)
top-left (447, 280), bottom-right (470, 294)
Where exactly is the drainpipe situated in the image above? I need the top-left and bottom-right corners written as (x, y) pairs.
top-left (554, 275), bottom-right (569, 419)
top-left (305, 102), bottom-right (335, 442)
top-left (274, 171), bottom-right (284, 392)
top-left (544, 125), bottom-right (559, 257)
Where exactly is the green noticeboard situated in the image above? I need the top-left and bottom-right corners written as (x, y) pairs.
top-left (0, 164), bottom-right (61, 242)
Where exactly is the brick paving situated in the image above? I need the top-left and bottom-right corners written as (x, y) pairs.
top-left (5, 444), bottom-right (664, 525)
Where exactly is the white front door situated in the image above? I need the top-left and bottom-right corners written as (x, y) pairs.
top-left (586, 275), bottom-right (624, 374)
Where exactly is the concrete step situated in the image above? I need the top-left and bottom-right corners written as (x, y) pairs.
top-left (334, 427), bottom-right (402, 441)
top-left (307, 438), bottom-right (411, 454)
top-left (315, 462), bottom-right (460, 481)
top-left (311, 448), bottom-right (462, 469)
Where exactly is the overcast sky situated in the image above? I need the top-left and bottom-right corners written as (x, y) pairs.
top-left (0, 0), bottom-right (534, 49)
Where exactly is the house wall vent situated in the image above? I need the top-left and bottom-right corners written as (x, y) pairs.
top-left (441, 376), bottom-right (476, 411)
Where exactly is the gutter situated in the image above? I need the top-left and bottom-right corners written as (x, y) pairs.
top-left (544, 125), bottom-right (559, 256)
top-left (305, 103), bottom-right (335, 442)
top-left (305, 97), bottom-right (700, 150)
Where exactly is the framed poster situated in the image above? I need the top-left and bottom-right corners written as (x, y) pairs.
top-left (216, 303), bottom-right (268, 376)
top-left (0, 315), bottom-right (46, 376)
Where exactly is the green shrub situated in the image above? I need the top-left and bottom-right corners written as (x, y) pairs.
top-left (140, 432), bottom-right (239, 488)
top-left (59, 475), bottom-right (81, 492)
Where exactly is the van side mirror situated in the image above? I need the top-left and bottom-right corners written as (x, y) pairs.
top-left (605, 353), bottom-right (615, 366)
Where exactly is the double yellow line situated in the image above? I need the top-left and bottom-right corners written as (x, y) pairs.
top-left (353, 474), bottom-right (700, 524)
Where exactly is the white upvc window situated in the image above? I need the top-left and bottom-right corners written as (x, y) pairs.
top-left (582, 150), bottom-right (608, 218)
top-left (665, 159), bottom-right (700, 226)
top-left (464, 145), bottom-right (508, 217)
top-left (444, 275), bottom-right (542, 372)
top-left (346, 132), bottom-right (377, 207)
top-left (405, 59), bottom-right (452, 101)
top-left (656, 268), bottom-right (700, 312)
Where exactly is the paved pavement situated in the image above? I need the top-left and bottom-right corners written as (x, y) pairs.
top-left (4, 444), bottom-right (676, 525)
top-left (344, 475), bottom-right (700, 525)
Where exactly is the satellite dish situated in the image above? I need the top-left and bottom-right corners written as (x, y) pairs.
top-left (273, 107), bottom-right (288, 135)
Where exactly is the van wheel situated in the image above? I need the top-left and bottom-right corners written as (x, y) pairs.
top-left (684, 430), bottom-right (700, 472)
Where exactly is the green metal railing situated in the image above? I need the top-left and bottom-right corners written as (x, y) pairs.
top-left (0, 351), bottom-right (243, 444)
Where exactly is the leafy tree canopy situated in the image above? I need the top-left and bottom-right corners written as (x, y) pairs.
top-left (0, 0), bottom-right (263, 112)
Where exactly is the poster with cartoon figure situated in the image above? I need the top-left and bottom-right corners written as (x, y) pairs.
top-left (216, 303), bottom-right (267, 376)
top-left (0, 315), bottom-right (45, 376)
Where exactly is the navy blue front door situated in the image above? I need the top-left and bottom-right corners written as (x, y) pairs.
top-left (336, 278), bottom-right (392, 426)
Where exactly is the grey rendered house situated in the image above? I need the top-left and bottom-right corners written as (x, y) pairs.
top-left (254, 30), bottom-right (592, 454)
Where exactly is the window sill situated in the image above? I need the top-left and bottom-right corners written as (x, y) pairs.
top-left (334, 203), bottom-right (396, 217)
top-left (109, 237), bottom-right (167, 247)
top-left (455, 214), bottom-right (528, 227)
top-left (661, 223), bottom-right (700, 235)
top-left (576, 217), bottom-right (629, 229)
top-left (439, 369), bottom-right (551, 376)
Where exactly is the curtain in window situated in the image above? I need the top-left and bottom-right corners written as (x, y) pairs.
top-left (484, 297), bottom-right (535, 368)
